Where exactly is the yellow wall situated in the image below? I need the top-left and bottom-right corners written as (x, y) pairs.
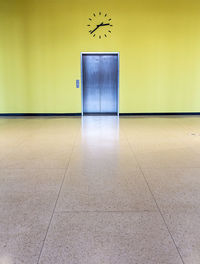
top-left (1, 0), bottom-right (200, 113)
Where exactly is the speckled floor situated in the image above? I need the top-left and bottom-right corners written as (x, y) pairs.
top-left (0, 116), bottom-right (200, 264)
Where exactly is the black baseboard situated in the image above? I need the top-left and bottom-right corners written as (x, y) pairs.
top-left (0, 113), bottom-right (82, 117)
top-left (119, 112), bottom-right (200, 116)
top-left (0, 112), bottom-right (200, 117)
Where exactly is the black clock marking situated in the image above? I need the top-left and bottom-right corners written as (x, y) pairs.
top-left (87, 12), bottom-right (113, 38)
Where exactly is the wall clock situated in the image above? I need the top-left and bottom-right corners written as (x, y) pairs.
top-left (87, 12), bottom-right (113, 39)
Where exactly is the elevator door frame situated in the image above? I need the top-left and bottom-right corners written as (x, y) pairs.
top-left (81, 52), bottom-right (119, 116)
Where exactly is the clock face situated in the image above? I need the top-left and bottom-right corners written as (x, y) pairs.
top-left (87, 12), bottom-right (113, 39)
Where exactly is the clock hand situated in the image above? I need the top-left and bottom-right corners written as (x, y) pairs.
top-left (90, 22), bottom-right (111, 35)
top-left (96, 22), bottom-right (104, 27)
top-left (90, 22), bottom-right (104, 34)
top-left (101, 23), bottom-right (110, 26)
top-left (90, 26), bottom-right (99, 34)
top-left (97, 22), bottom-right (110, 27)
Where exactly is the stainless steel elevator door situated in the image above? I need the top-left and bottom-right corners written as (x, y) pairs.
top-left (82, 54), bottom-right (118, 114)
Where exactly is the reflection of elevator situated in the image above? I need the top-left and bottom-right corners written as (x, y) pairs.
top-left (82, 53), bottom-right (119, 115)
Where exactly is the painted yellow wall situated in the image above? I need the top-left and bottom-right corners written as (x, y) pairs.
top-left (1, 0), bottom-right (200, 113)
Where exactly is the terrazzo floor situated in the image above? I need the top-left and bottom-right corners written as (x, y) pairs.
top-left (0, 116), bottom-right (200, 264)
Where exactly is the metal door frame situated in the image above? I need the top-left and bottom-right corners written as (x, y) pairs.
top-left (81, 52), bottom-right (120, 116)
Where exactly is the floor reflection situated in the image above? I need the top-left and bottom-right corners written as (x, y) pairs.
top-left (81, 116), bottom-right (119, 144)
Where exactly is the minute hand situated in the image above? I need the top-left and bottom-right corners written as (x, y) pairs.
top-left (90, 26), bottom-right (99, 34)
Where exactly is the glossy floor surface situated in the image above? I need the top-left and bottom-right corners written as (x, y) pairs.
top-left (0, 116), bottom-right (200, 264)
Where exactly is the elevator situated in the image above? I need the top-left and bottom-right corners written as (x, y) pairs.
top-left (82, 53), bottom-right (119, 115)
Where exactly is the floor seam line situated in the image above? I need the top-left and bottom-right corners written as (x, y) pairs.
top-left (139, 170), bottom-right (185, 264)
top-left (36, 128), bottom-right (81, 264)
top-left (54, 210), bottom-right (157, 213)
top-left (122, 127), bottom-right (185, 264)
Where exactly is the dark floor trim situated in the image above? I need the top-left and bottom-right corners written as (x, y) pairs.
top-left (1, 112), bottom-right (200, 117)
top-left (119, 112), bottom-right (200, 116)
top-left (0, 113), bottom-right (82, 117)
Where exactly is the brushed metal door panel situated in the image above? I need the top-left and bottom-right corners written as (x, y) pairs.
top-left (83, 55), bottom-right (101, 113)
top-left (83, 54), bottom-right (118, 114)
top-left (100, 55), bottom-right (118, 113)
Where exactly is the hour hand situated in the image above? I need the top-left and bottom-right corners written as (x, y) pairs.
top-left (101, 23), bottom-right (110, 26)
top-left (97, 22), bottom-right (109, 27)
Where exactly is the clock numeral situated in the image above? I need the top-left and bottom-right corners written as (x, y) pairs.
top-left (105, 34), bottom-right (107, 37)
top-left (89, 30), bottom-right (92, 33)
top-left (99, 35), bottom-right (101, 39)
top-left (110, 25), bottom-right (113, 27)
top-left (99, 12), bottom-right (101, 15)
top-left (105, 13), bottom-right (107, 17)
top-left (87, 25), bottom-right (90, 26)
top-left (89, 18), bottom-right (92, 21)
top-left (108, 30), bottom-right (111, 33)
top-left (108, 18), bottom-right (111, 21)
top-left (93, 34), bottom-right (96, 37)
top-left (93, 13), bottom-right (96, 17)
